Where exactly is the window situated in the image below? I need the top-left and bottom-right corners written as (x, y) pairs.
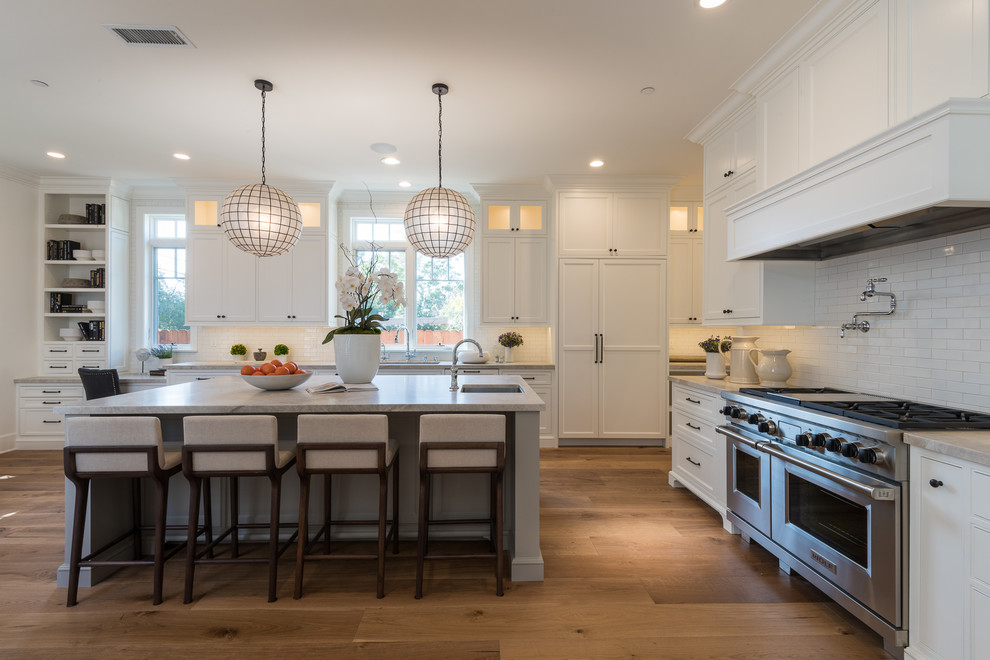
top-left (149, 215), bottom-right (192, 349)
top-left (350, 219), bottom-right (466, 349)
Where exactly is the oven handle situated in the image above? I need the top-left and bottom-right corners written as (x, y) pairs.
top-left (717, 425), bottom-right (897, 502)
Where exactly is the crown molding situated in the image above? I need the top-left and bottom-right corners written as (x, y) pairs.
top-left (0, 165), bottom-right (40, 188)
top-left (544, 174), bottom-right (681, 191)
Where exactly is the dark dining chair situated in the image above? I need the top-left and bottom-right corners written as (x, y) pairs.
top-left (78, 367), bottom-right (121, 400)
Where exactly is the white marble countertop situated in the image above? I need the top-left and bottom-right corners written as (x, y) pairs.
top-left (54, 373), bottom-right (546, 415)
top-left (904, 430), bottom-right (990, 468)
top-left (166, 361), bottom-right (553, 370)
top-left (668, 375), bottom-right (753, 396)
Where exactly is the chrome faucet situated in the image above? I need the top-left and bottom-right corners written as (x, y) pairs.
top-left (396, 324), bottom-right (416, 360)
top-left (840, 278), bottom-right (897, 337)
top-left (450, 338), bottom-right (484, 391)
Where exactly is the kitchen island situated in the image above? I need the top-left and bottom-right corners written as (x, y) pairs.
top-left (53, 373), bottom-right (545, 589)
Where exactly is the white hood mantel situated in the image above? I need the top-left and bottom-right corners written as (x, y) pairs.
top-left (727, 98), bottom-right (990, 261)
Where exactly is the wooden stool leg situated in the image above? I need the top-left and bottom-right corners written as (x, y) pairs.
top-left (391, 453), bottom-right (400, 555)
top-left (377, 469), bottom-right (387, 599)
top-left (183, 476), bottom-right (201, 604)
top-left (132, 477), bottom-right (142, 560)
top-left (230, 476), bottom-right (239, 559)
top-left (267, 474), bottom-right (282, 603)
top-left (415, 469), bottom-right (428, 599)
top-left (489, 472), bottom-right (497, 553)
top-left (324, 473), bottom-right (332, 554)
top-left (66, 477), bottom-right (90, 607)
top-left (152, 477), bottom-right (169, 605)
top-left (495, 469), bottom-right (504, 597)
top-left (294, 471), bottom-right (310, 600)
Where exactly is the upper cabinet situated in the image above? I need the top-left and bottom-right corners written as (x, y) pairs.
top-left (483, 201), bottom-right (546, 235)
top-left (557, 190), bottom-right (670, 258)
top-left (704, 112), bottom-right (756, 195)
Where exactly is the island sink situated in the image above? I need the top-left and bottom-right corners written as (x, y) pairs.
top-left (459, 383), bottom-right (524, 393)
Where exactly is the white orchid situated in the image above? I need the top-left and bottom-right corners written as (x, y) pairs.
top-left (324, 244), bottom-right (407, 344)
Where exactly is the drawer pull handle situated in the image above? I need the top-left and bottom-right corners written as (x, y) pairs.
top-left (42, 390), bottom-right (62, 394)
top-left (43, 420), bottom-right (62, 424)
top-left (462, 370), bottom-right (482, 374)
top-left (685, 422), bottom-right (701, 431)
top-left (686, 457), bottom-right (701, 467)
top-left (685, 397), bottom-right (701, 404)
top-left (196, 377), bottom-right (212, 380)
top-left (523, 376), bottom-right (535, 380)
top-left (929, 479), bottom-right (944, 488)
top-left (80, 349), bottom-right (100, 353)
top-left (42, 401), bottom-right (62, 405)
top-left (51, 366), bottom-right (68, 369)
top-left (49, 349), bottom-right (69, 353)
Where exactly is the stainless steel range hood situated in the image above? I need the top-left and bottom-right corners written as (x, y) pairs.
top-left (726, 99), bottom-right (990, 261)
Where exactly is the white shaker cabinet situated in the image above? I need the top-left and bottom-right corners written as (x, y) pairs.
top-left (704, 111), bottom-right (756, 195)
top-left (702, 171), bottom-right (815, 325)
top-left (557, 192), bottom-right (668, 258)
top-left (185, 231), bottom-right (257, 323)
top-left (481, 236), bottom-right (548, 324)
top-left (558, 259), bottom-right (667, 443)
top-left (257, 233), bottom-right (328, 324)
top-left (907, 447), bottom-right (990, 660)
top-left (669, 234), bottom-right (703, 325)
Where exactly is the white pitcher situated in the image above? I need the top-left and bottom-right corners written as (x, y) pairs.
top-left (749, 348), bottom-right (793, 387)
top-left (728, 336), bottom-right (761, 384)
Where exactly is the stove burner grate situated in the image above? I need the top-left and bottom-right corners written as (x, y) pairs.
top-left (802, 400), bottom-right (990, 429)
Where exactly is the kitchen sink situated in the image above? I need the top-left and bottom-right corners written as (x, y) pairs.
top-left (459, 383), bottom-right (523, 393)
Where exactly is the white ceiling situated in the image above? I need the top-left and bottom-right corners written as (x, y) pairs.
top-left (0, 0), bottom-right (817, 194)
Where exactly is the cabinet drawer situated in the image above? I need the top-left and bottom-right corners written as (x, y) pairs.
top-left (671, 383), bottom-right (721, 419)
top-left (973, 524), bottom-right (990, 588)
top-left (18, 385), bottom-right (84, 399)
top-left (671, 409), bottom-right (717, 451)
top-left (973, 469), bottom-right (990, 522)
top-left (74, 358), bottom-right (107, 370)
top-left (74, 343), bottom-right (106, 359)
top-left (42, 360), bottom-right (74, 375)
top-left (672, 434), bottom-right (718, 496)
top-left (500, 369), bottom-right (552, 385)
top-left (19, 408), bottom-right (74, 435)
top-left (42, 343), bottom-right (74, 358)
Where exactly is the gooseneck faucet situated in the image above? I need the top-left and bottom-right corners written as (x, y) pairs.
top-left (450, 338), bottom-right (484, 391)
top-left (396, 324), bottom-right (416, 360)
top-left (840, 278), bottom-right (897, 337)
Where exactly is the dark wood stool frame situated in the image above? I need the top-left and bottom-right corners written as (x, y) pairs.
top-left (294, 442), bottom-right (400, 599)
top-left (415, 441), bottom-right (506, 599)
top-left (64, 444), bottom-right (211, 606)
top-left (182, 443), bottom-right (298, 603)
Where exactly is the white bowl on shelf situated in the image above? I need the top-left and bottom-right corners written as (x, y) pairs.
top-left (91, 250), bottom-right (105, 260)
top-left (72, 249), bottom-right (92, 261)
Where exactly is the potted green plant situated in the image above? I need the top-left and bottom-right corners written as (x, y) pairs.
top-left (698, 336), bottom-right (731, 380)
top-left (273, 344), bottom-right (289, 361)
top-left (150, 343), bottom-right (174, 366)
top-left (230, 343), bottom-right (247, 361)
top-left (498, 331), bottom-right (523, 363)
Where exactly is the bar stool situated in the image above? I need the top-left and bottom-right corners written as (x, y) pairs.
top-left (64, 416), bottom-right (192, 606)
top-left (181, 415), bottom-right (297, 603)
top-left (77, 367), bottom-right (121, 400)
top-left (416, 414), bottom-right (506, 599)
top-left (294, 414), bottom-right (399, 599)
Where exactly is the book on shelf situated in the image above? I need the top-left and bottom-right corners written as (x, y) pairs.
top-left (85, 203), bottom-right (106, 225)
top-left (305, 380), bottom-right (379, 394)
top-left (60, 304), bottom-right (89, 313)
top-left (49, 292), bottom-right (73, 312)
top-left (89, 268), bottom-right (105, 288)
top-left (76, 320), bottom-right (105, 341)
top-left (46, 239), bottom-right (81, 261)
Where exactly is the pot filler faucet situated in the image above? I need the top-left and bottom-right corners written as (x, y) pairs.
top-left (450, 338), bottom-right (484, 391)
top-left (840, 278), bottom-right (897, 337)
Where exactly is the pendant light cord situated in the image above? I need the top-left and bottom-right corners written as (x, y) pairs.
top-left (437, 91), bottom-right (443, 189)
top-left (260, 88), bottom-right (267, 185)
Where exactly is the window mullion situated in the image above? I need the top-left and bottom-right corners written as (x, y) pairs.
top-left (406, 246), bottom-right (417, 347)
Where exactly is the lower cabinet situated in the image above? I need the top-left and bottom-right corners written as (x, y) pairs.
top-left (500, 368), bottom-right (555, 447)
top-left (907, 447), bottom-right (990, 660)
top-left (16, 384), bottom-right (84, 444)
top-left (668, 381), bottom-right (735, 532)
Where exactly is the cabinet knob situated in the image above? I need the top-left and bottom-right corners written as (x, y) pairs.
top-left (929, 479), bottom-right (944, 488)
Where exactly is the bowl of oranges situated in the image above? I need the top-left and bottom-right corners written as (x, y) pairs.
top-left (240, 360), bottom-right (312, 391)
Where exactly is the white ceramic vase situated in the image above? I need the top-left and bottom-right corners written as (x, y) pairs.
top-left (728, 335), bottom-right (761, 384)
top-left (705, 352), bottom-right (727, 379)
top-left (750, 348), bottom-right (793, 387)
top-left (503, 346), bottom-right (513, 363)
top-left (334, 333), bottom-right (381, 383)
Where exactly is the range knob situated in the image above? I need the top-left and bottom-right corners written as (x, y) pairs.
top-left (795, 432), bottom-right (813, 447)
top-left (719, 406), bottom-right (732, 416)
top-left (826, 437), bottom-right (845, 453)
top-left (840, 442), bottom-right (862, 458)
top-left (858, 447), bottom-right (879, 464)
top-left (731, 407), bottom-right (748, 420)
top-left (747, 413), bottom-right (765, 425)
top-left (758, 420), bottom-right (778, 434)
top-left (811, 433), bottom-right (830, 448)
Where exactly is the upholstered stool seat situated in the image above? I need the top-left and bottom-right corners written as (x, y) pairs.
top-left (181, 415), bottom-right (297, 603)
top-left (416, 414), bottom-right (506, 599)
top-left (64, 416), bottom-right (195, 606)
top-left (294, 414), bottom-right (399, 599)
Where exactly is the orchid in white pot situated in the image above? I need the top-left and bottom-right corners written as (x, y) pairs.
top-left (323, 247), bottom-right (406, 344)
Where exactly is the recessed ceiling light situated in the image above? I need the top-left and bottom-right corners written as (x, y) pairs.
top-left (589, 159), bottom-right (604, 168)
top-left (30, 79), bottom-right (49, 88)
top-left (380, 156), bottom-right (400, 165)
top-left (173, 153), bottom-right (190, 160)
top-left (640, 86), bottom-right (656, 95)
top-left (46, 151), bottom-right (65, 159)
top-left (700, 0), bottom-right (727, 8)
top-left (371, 142), bottom-right (397, 154)
top-left (398, 181), bottom-right (412, 188)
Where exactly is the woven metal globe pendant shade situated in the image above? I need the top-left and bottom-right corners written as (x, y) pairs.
top-left (220, 183), bottom-right (301, 257)
top-left (403, 186), bottom-right (475, 259)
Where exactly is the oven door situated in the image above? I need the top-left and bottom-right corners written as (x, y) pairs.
top-left (720, 425), bottom-right (772, 539)
top-left (768, 445), bottom-right (902, 626)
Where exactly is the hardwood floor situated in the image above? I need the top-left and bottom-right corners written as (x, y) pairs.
top-left (0, 447), bottom-right (893, 659)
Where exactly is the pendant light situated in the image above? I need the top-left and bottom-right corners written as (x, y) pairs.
top-left (219, 79), bottom-right (301, 257)
top-left (403, 83), bottom-right (476, 259)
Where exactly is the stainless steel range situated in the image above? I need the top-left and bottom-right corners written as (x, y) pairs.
top-left (717, 387), bottom-right (990, 656)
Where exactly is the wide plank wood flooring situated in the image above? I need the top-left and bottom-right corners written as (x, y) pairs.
top-left (0, 448), bottom-right (893, 659)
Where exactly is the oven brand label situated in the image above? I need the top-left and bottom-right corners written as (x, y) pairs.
top-left (810, 549), bottom-right (838, 574)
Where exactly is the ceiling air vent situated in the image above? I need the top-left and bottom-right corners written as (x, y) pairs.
top-left (103, 24), bottom-right (194, 47)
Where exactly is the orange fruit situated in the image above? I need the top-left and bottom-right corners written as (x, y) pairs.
top-left (271, 359), bottom-right (283, 367)
top-left (295, 369), bottom-right (306, 375)
top-left (260, 363), bottom-right (276, 375)
top-left (240, 365), bottom-right (256, 376)
top-left (274, 366), bottom-right (290, 375)
top-left (284, 361), bottom-right (298, 374)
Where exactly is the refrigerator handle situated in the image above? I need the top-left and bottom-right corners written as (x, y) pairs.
top-left (594, 333), bottom-right (599, 363)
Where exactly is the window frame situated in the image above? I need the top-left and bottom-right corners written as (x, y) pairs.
top-left (147, 213), bottom-right (195, 352)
